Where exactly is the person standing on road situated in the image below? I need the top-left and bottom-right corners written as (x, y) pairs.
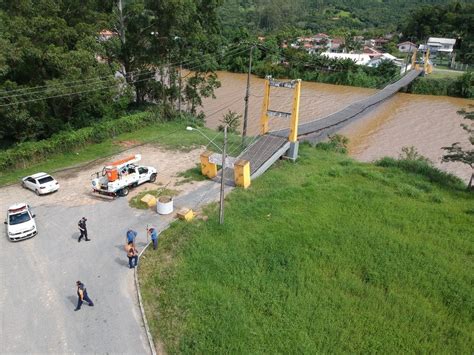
top-left (74, 281), bottom-right (94, 311)
top-left (148, 227), bottom-right (159, 250)
top-left (78, 217), bottom-right (90, 242)
top-left (126, 241), bottom-right (138, 269)
top-left (126, 228), bottom-right (137, 245)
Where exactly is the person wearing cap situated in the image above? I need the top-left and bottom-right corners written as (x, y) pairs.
top-left (126, 228), bottom-right (137, 245)
top-left (74, 280), bottom-right (94, 311)
top-left (148, 227), bottom-right (159, 250)
top-left (78, 217), bottom-right (90, 242)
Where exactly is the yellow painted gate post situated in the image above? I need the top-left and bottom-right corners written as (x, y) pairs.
top-left (285, 79), bottom-right (301, 161)
top-left (260, 76), bottom-right (271, 135)
top-left (234, 159), bottom-right (251, 188)
top-left (289, 79), bottom-right (301, 143)
top-left (200, 151), bottom-right (217, 178)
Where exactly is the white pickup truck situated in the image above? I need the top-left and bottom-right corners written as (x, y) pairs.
top-left (91, 154), bottom-right (157, 197)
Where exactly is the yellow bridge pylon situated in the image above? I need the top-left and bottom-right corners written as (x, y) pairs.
top-left (260, 76), bottom-right (302, 160)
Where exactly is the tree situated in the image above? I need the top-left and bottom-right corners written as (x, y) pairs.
top-left (442, 106), bottom-right (474, 190)
top-left (107, 0), bottom-right (224, 116)
top-left (0, 1), bottom-right (125, 145)
top-left (218, 110), bottom-right (241, 133)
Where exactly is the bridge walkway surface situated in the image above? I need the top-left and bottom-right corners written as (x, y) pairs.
top-left (271, 69), bottom-right (422, 142)
top-left (218, 70), bottom-right (422, 184)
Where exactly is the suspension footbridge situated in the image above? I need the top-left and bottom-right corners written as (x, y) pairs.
top-left (202, 69), bottom-right (423, 187)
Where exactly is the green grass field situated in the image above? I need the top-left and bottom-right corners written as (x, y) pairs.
top-left (0, 121), bottom-right (242, 186)
top-left (426, 69), bottom-right (464, 80)
top-left (139, 144), bottom-right (473, 353)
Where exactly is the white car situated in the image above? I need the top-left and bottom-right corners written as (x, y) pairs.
top-left (22, 172), bottom-right (59, 195)
top-left (4, 203), bottom-right (38, 241)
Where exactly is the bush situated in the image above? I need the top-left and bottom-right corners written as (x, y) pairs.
top-left (315, 134), bottom-right (349, 154)
top-left (0, 111), bottom-right (162, 170)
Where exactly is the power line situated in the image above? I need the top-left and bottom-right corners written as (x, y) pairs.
top-left (0, 46), bottom-right (252, 107)
top-left (0, 43), bottom-right (251, 100)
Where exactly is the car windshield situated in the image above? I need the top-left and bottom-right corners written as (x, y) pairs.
top-left (9, 211), bottom-right (31, 225)
top-left (38, 176), bottom-right (54, 184)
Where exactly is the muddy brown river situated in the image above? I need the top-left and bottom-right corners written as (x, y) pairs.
top-left (201, 71), bottom-right (472, 183)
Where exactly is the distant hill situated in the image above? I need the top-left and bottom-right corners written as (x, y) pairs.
top-left (220, 0), bottom-right (462, 33)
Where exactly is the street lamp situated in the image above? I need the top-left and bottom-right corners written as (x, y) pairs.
top-left (186, 125), bottom-right (228, 224)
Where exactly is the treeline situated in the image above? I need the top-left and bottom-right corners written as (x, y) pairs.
top-left (221, 44), bottom-right (401, 88)
top-left (219, 0), bottom-right (450, 34)
top-left (406, 72), bottom-right (474, 98)
top-left (0, 111), bottom-right (162, 171)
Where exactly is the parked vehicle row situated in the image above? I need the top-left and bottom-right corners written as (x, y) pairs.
top-left (4, 153), bottom-right (158, 242)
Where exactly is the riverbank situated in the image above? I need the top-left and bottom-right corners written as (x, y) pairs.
top-left (139, 144), bottom-right (473, 353)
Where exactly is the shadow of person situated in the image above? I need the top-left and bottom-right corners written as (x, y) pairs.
top-left (67, 295), bottom-right (77, 306)
top-left (114, 257), bottom-right (130, 268)
top-left (71, 232), bottom-right (80, 240)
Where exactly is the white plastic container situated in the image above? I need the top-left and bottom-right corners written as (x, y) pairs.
top-left (157, 196), bottom-right (173, 215)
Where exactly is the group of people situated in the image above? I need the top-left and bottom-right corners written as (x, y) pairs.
top-left (124, 227), bottom-right (159, 269)
top-left (74, 217), bottom-right (160, 311)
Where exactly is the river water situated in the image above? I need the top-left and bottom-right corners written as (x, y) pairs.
top-left (201, 71), bottom-right (472, 183)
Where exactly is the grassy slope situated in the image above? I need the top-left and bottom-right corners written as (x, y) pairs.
top-left (0, 121), bottom-right (242, 186)
top-left (140, 144), bottom-right (473, 353)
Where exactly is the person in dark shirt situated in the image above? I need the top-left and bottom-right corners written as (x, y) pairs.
top-left (74, 281), bottom-right (94, 311)
top-left (78, 217), bottom-right (90, 242)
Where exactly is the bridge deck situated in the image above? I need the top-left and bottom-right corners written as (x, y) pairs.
top-left (272, 69), bottom-right (422, 139)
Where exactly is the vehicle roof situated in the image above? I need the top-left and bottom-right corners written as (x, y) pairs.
top-left (8, 203), bottom-right (28, 213)
top-left (30, 172), bottom-right (51, 179)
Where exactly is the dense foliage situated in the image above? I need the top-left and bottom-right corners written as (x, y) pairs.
top-left (219, 0), bottom-right (455, 34)
top-left (0, 0), bottom-right (223, 147)
top-left (0, 1), bottom-right (126, 146)
top-left (407, 71), bottom-right (474, 98)
top-left (402, 2), bottom-right (474, 63)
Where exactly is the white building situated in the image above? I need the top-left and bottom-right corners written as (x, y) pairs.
top-left (426, 37), bottom-right (456, 55)
top-left (397, 41), bottom-right (417, 53)
top-left (321, 52), bottom-right (372, 66)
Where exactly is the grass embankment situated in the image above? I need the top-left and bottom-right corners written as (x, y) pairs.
top-left (139, 144), bottom-right (473, 353)
top-left (0, 118), bottom-right (242, 186)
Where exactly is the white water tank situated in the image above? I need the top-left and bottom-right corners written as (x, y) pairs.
top-left (156, 196), bottom-right (173, 215)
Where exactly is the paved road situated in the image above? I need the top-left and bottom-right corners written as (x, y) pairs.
top-left (0, 180), bottom-right (227, 354)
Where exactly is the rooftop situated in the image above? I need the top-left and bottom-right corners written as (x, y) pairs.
top-left (427, 37), bottom-right (456, 45)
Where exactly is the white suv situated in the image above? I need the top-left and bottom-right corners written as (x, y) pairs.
top-left (4, 203), bottom-right (37, 241)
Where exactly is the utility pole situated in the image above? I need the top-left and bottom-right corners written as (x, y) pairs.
top-left (219, 125), bottom-right (227, 225)
top-left (178, 63), bottom-right (182, 112)
top-left (242, 45), bottom-right (254, 144)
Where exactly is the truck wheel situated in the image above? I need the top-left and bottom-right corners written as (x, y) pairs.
top-left (149, 173), bottom-right (157, 183)
top-left (119, 187), bottom-right (129, 197)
